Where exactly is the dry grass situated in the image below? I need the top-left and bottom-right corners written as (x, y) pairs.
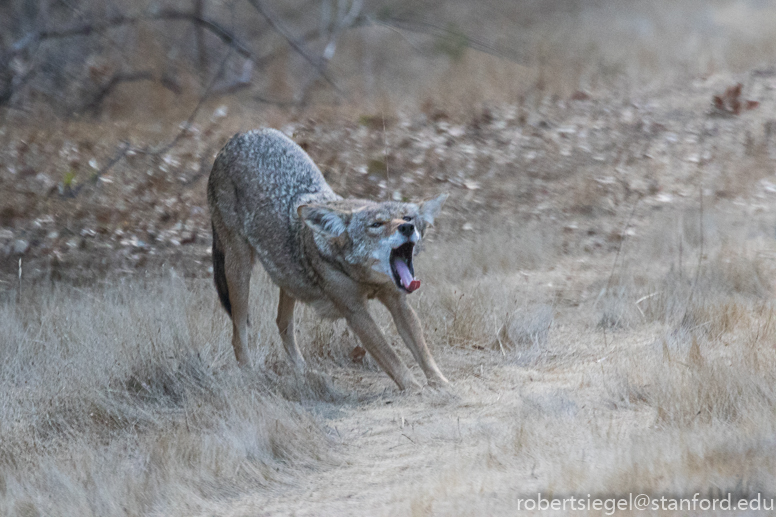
top-left (3, 206), bottom-right (776, 514)
top-left (0, 274), bottom-right (337, 516)
top-left (400, 283), bottom-right (776, 513)
top-left (408, 209), bottom-right (776, 509)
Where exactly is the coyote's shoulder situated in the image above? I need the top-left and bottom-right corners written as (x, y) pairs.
top-left (207, 128), bottom-right (449, 390)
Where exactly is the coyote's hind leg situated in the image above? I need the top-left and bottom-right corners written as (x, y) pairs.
top-left (277, 288), bottom-right (305, 370)
top-left (222, 232), bottom-right (254, 367)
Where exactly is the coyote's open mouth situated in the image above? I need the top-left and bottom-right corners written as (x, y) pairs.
top-left (390, 242), bottom-right (420, 293)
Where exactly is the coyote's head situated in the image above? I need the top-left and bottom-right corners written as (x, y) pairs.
top-left (298, 194), bottom-right (448, 293)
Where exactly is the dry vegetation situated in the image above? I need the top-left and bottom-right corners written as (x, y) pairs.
top-left (4, 219), bottom-right (776, 515)
top-left (5, 0), bottom-right (776, 515)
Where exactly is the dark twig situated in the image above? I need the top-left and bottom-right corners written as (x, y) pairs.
top-left (373, 16), bottom-right (526, 65)
top-left (68, 141), bottom-right (130, 197)
top-left (81, 71), bottom-right (161, 114)
top-left (194, 0), bottom-right (208, 72)
top-left (601, 195), bottom-right (642, 348)
top-left (144, 43), bottom-right (234, 158)
top-left (66, 44), bottom-right (233, 198)
top-left (4, 10), bottom-right (259, 65)
top-left (245, 0), bottom-right (342, 93)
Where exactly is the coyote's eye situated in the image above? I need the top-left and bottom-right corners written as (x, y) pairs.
top-left (403, 216), bottom-right (413, 222)
top-left (370, 221), bottom-right (384, 228)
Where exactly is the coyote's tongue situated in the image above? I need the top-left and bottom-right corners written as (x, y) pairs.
top-left (394, 258), bottom-right (420, 292)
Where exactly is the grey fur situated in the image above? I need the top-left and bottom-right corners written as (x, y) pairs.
top-left (208, 128), bottom-right (448, 390)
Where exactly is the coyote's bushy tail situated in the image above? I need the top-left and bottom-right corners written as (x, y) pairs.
top-left (211, 223), bottom-right (232, 318)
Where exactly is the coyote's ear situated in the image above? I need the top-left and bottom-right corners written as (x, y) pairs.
top-left (419, 193), bottom-right (448, 227)
top-left (298, 204), bottom-right (350, 238)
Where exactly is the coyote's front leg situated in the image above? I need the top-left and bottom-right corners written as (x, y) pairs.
top-left (343, 304), bottom-right (422, 391)
top-left (379, 290), bottom-right (449, 387)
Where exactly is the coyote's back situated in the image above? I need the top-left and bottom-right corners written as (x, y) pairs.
top-left (208, 129), bottom-right (338, 302)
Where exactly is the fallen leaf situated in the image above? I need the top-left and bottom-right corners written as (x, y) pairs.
top-left (712, 83), bottom-right (759, 115)
top-left (350, 346), bottom-right (366, 363)
top-left (571, 90), bottom-right (591, 101)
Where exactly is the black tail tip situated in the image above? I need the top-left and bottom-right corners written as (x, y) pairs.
top-left (212, 225), bottom-right (232, 318)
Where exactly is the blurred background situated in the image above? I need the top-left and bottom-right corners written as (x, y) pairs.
top-left (2, 0), bottom-right (776, 118)
top-left (2, 0), bottom-right (776, 283)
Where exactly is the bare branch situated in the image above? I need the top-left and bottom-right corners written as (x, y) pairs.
top-left (210, 59), bottom-right (253, 96)
top-left (193, 0), bottom-right (208, 71)
top-left (0, 8), bottom-right (265, 107)
top-left (372, 16), bottom-right (527, 65)
top-left (321, 0), bottom-right (363, 62)
top-left (81, 71), bottom-right (171, 115)
top-left (144, 41), bottom-right (236, 157)
top-left (245, 0), bottom-right (342, 93)
top-left (68, 141), bottom-right (131, 198)
top-left (63, 45), bottom-right (235, 199)
top-left (4, 9), bottom-right (259, 66)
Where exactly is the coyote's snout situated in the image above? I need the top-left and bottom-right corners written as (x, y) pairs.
top-left (207, 128), bottom-right (448, 390)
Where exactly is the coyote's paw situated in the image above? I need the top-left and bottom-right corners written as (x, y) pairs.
top-left (397, 375), bottom-right (423, 393)
top-left (421, 384), bottom-right (459, 404)
top-left (426, 373), bottom-right (450, 389)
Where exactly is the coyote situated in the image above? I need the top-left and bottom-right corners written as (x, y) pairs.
top-left (207, 128), bottom-right (448, 390)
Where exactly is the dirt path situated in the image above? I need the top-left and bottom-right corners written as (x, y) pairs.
top-left (220, 317), bottom-right (659, 516)
top-left (245, 358), bottom-right (531, 516)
